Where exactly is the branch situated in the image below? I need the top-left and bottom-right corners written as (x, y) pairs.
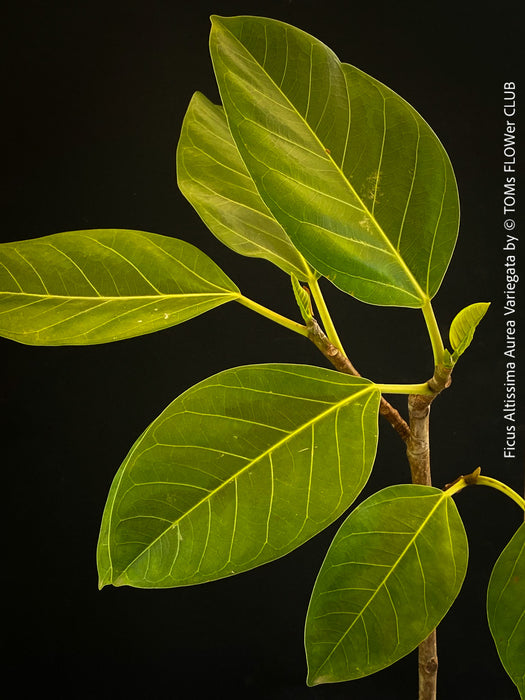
top-left (307, 319), bottom-right (411, 441)
top-left (406, 362), bottom-right (452, 700)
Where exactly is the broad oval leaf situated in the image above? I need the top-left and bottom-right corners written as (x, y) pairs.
top-left (210, 16), bottom-right (459, 307)
top-left (177, 91), bottom-right (313, 280)
top-left (305, 484), bottom-right (468, 685)
top-left (449, 301), bottom-right (490, 361)
top-left (487, 521), bottom-right (525, 698)
top-left (97, 364), bottom-right (380, 588)
top-left (0, 229), bottom-right (239, 345)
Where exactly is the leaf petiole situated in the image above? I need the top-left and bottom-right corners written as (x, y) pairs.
top-left (376, 382), bottom-right (434, 396)
top-left (422, 298), bottom-right (446, 367)
top-left (444, 468), bottom-right (525, 511)
top-left (236, 295), bottom-right (309, 337)
top-left (474, 475), bottom-right (525, 511)
top-left (308, 276), bottom-right (346, 356)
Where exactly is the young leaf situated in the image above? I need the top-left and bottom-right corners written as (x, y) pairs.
top-left (291, 275), bottom-right (313, 323)
top-left (305, 484), bottom-right (468, 685)
top-left (97, 364), bottom-right (380, 589)
top-left (449, 302), bottom-right (490, 362)
top-left (0, 229), bottom-right (239, 345)
top-left (487, 521), bottom-right (525, 698)
top-left (177, 92), bottom-right (314, 280)
top-left (209, 16), bottom-right (459, 308)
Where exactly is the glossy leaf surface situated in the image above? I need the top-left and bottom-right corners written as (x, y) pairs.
top-left (487, 521), bottom-right (525, 698)
top-left (305, 484), bottom-right (468, 685)
top-left (0, 229), bottom-right (239, 345)
top-left (210, 15), bottom-right (459, 307)
top-left (449, 301), bottom-right (490, 361)
top-left (177, 92), bottom-right (313, 279)
top-left (97, 364), bottom-right (380, 588)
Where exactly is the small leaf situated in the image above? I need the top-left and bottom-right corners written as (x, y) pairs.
top-left (177, 92), bottom-right (313, 280)
top-left (291, 275), bottom-right (313, 323)
top-left (0, 229), bottom-right (239, 345)
top-left (305, 484), bottom-right (468, 685)
top-left (210, 16), bottom-right (459, 308)
top-left (97, 364), bottom-right (380, 588)
top-left (449, 302), bottom-right (490, 361)
top-left (487, 521), bottom-right (525, 698)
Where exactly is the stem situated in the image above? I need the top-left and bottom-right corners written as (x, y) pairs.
top-left (236, 295), bottom-right (309, 337)
top-left (475, 476), bottom-right (525, 510)
top-left (377, 383), bottom-right (434, 396)
top-left (406, 390), bottom-right (436, 698)
top-left (447, 472), bottom-right (525, 511)
top-left (308, 276), bottom-right (346, 355)
top-left (418, 632), bottom-right (438, 700)
top-left (307, 318), bottom-right (411, 441)
top-left (422, 299), bottom-right (445, 367)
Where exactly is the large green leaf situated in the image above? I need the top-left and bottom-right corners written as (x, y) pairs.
top-left (487, 521), bottom-right (525, 698)
top-left (0, 229), bottom-right (239, 345)
top-left (210, 15), bottom-right (459, 307)
top-left (177, 92), bottom-right (313, 280)
top-left (305, 484), bottom-right (468, 685)
top-left (97, 364), bottom-right (380, 588)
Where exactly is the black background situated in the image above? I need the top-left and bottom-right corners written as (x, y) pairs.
top-left (2, 1), bottom-right (523, 697)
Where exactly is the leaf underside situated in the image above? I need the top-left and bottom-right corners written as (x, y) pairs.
top-left (97, 364), bottom-right (380, 588)
top-left (0, 229), bottom-right (239, 345)
top-left (305, 484), bottom-right (468, 685)
top-left (177, 92), bottom-right (314, 280)
top-left (209, 15), bottom-right (459, 308)
top-left (487, 521), bottom-right (525, 698)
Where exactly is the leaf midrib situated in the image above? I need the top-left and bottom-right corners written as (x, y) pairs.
top-left (0, 291), bottom-right (239, 301)
top-left (216, 19), bottom-right (427, 304)
top-left (110, 383), bottom-right (378, 584)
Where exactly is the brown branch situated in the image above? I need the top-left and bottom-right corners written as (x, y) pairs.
top-left (307, 319), bottom-right (411, 441)
top-left (405, 362), bottom-right (452, 700)
top-left (418, 632), bottom-right (439, 699)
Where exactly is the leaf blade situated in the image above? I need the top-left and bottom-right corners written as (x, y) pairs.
top-left (97, 364), bottom-right (380, 588)
top-left (0, 229), bottom-right (239, 345)
top-left (177, 92), bottom-right (313, 279)
top-left (209, 16), bottom-right (459, 307)
top-left (305, 484), bottom-right (468, 684)
top-left (487, 521), bottom-right (525, 698)
top-left (449, 301), bottom-right (490, 361)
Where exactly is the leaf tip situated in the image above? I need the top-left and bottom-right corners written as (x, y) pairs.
top-left (209, 14), bottom-right (225, 29)
top-left (306, 670), bottom-right (331, 687)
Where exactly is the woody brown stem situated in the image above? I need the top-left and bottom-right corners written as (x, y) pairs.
top-left (307, 319), bottom-right (411, 441)
top-left (406, 363), bottom-right (452, 700)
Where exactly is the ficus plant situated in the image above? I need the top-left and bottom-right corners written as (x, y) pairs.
top-left (1, 14), bottom-right (523, 699)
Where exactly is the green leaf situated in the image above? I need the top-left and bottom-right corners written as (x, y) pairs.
top-left (209, 15), bottom-right (459, 308)
top-left (97, 364), bottom-right (380, 589)
top-left (487, 521), bottom-right (525, 698)
top-left (177, 91), bottom-right (313, 280)
top-left (0, 229), bottom-right (239, 345)
top-left (449, 301), bottom-right (490, 362)
top-left (291, 275), bottom-right (313, 323)
top-left (305, 484), bottom-right (468, 685)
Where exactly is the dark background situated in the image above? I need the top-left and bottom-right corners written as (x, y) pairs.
top-left (2, 1), bottom-right (523, 697)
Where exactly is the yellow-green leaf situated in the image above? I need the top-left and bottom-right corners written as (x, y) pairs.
top-left (487, 521), bottom-right (525, 698)
top-left (449, 302), bottom-right (490, 361)
top-left (0, 229), bottom-right (239, 345)
top-left (305, 484), bottom-right (468, 684)
top-left (177, 92), bottom-right (313, 280)
top-left (97, 364), bottom-right (380, 588)
top-left (209, 16), bottom-right (459, 308)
